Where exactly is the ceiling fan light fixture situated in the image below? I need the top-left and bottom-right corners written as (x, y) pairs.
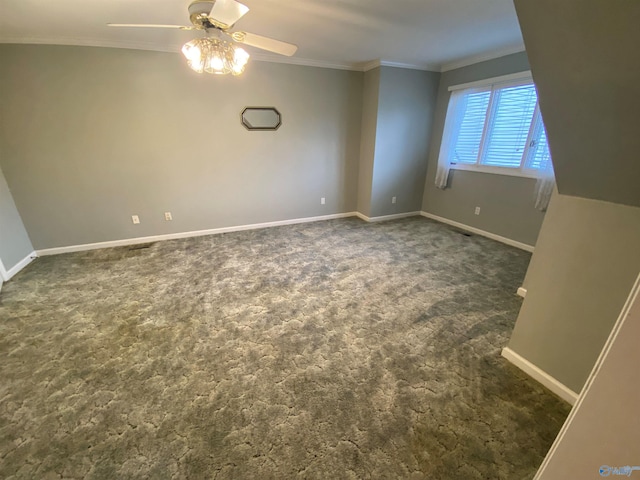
top-left (112, 0), bottom-right (296, 74)
top-left (181, 37), bottom-right (250, 76)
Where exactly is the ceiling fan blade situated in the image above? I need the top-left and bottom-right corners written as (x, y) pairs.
top-left (231, 31), bottom-right (297, 57)
top-left (107, 24), bottom-right (199, 30)
top-left (208, 0), bottom-right (249, 29)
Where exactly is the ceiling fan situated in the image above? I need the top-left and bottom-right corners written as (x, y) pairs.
top-left (108, 0), bottom-right (297, 75)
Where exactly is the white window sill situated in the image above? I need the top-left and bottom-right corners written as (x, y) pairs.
top-left (450, 163), bottom-right (540, 179)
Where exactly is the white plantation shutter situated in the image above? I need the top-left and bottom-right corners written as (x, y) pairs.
top-left (529, 118), bottom-right (555, 211)
top-left (436, 72), bottom-right (555, 207)
top-left (527, 122), bottom-right (552, 171)
top-left (450, 89), bottom-right (491, 164)
top-left (481, 84), bottom-right (537, 168)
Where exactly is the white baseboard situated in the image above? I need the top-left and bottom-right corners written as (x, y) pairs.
top-left (355, 211), bottom-right (421, 222)
top-left (36, 212), bottom-right (358, 256)
top-left (517, 287), bottom-right (527, 298)
top-left (420, 211), bottom-right (535, 252)
top-left (1, 251), bottom-right (38, 281)
top-left (501, 347), bottom-right (579, 405)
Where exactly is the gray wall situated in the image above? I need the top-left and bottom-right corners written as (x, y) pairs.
top-left (0, 165), bottom-right (34, 271)
top-left (357, 68), bottom-right (381, 217)
top-left (507, 191), bottom-right (640, 393)
top-left (515, 0), bottom-right (640, 208)
top-left (421, 52), bottom-right (546, 247)
top-left (0, 44), bottom-right (362, 250)
top-left (537, 277), bottom-right (640, 480)
top-left (369, 67), bottom-right (439, 217)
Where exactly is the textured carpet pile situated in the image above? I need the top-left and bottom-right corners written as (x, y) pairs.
top-left (0, 217), bottom-right (570, 479)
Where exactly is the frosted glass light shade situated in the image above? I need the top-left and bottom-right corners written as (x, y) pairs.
top-left (181, 38), bottom-right (250, 76)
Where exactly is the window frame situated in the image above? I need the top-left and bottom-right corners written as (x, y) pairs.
top-left (440, 71), bottom-right (548, 179)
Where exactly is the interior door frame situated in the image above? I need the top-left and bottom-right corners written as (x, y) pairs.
top-left (534, 272), bottom-right (640, 478)
top-left (0, 257), bottom-right (9, 282)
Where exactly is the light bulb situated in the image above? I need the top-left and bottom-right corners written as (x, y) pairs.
top-left (231, 47), bottom-right (249, 75)
top-left (211, 55), bottom-right (224, 72)
top-left (234, 47), bottom-right (250, 66)
top-left (182, 39), bottom-right (206, 73)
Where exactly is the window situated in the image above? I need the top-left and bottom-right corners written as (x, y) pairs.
top-left (439, 73), bottom-right (552, 178)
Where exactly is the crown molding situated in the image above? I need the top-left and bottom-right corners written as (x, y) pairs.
top-left (439, 44), bottom-right (526, 72)
top-left (0, 36), bottom-right (181, 54)
top-left (379, 60), bottom-right (439, 72)
top-left (0, 38), bottom-right (525, 74)
top-left (250, 53), bottom-right (357, 71)
top-left (0, 37), bottom-right (364, 71)
top-left (359, 59), bottom-right (439, 73)
top-left (0, 39), bottom-right (437, 73)
top-left (360, 60), bottom-right (382, 72)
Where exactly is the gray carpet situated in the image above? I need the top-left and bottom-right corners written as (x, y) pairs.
top-left (0, 217), bottom-right (570, 479)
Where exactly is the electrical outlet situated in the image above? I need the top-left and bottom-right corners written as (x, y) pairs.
top-left (132, 215), bottom-right (140, 224)
top-left (474, 207), bottom-right (481, 215)
top-left (321, 197), bottom-right (325, 205)
top-left (165, 212), bottom-right (172, 221)
top-left (392, 196), bottom-right (397, 204)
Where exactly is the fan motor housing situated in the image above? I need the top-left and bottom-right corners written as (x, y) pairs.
top-left (188, 0), bottom-right (219, 28)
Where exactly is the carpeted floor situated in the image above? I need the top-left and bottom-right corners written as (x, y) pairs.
top-left (0, 217), bottom-right (570, 479)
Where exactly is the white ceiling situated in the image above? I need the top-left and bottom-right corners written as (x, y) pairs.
top-left (0, 0), bottom-right (525, 72)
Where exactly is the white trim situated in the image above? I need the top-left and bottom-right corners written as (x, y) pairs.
top-left (361, 59), bottom-right (439, 72)
top-left (0, 258), bottom-right (7, 287)
top-left (0, 258), bottom-right (8, 281)
top-left (355, 211), bottom-right (421, 223)
top-left (1, 38), bottom-right (521, 74)
top-left (448, 70), bottom-right (533, 92)
top-left (379, 60), bottom-right (438, 72)
top-left (533, 273), bottom-right (640, 479)
top-left (0, 36), bottom-right (185, 54)
top-left (0, 38), bottom-right (359, 71)
top-left (420, 211), bottom-right (535, 252)
top-left (501, 347), bottom-right (579, 405)
top-left (256, 57), bottom-right (439, 72)
top-left (251, 53), bottom-right (358, 71)
top-left (360, 60), bottom-right (382, 72)
top-left (517, 287), bottom-right (527, 298)
top-left (440, 45), bottom-right (526, 72)
top-left (36, 213), bottom-right (357, 256)
top-left (449, 164), bottom-right (539, 179)
top-left (0, 39), bottom-right (441, 73)
top-left (1, 251), bottom-right (38, 281)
